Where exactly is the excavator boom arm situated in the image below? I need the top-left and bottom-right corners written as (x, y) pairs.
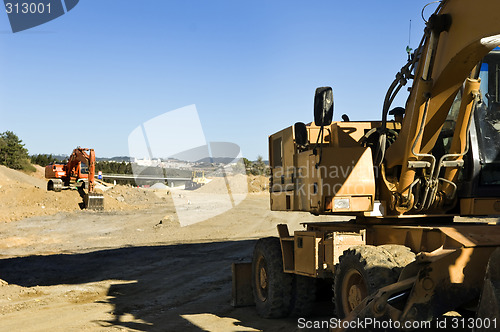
top-left (384, 0), bottom-right (500, 212)
top-left (44, 147), bottom-right (103, 210)
top-left (66, 147), bottom-right (96, 192)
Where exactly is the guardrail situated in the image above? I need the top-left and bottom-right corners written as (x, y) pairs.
top-left (99, 173), bottom-right (190, 181)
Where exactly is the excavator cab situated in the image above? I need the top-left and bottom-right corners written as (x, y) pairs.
top-left (455, 48), bottom-right (500, 210)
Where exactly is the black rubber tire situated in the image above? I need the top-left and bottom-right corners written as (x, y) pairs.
top-left (377, 244), bottom-right (416, 271)
top-left (252, 237), bottom-right (293, 318)
top-left (289, 275), bottom-right (316, 317)
top-left (333, 245), bottom-right (404, 318)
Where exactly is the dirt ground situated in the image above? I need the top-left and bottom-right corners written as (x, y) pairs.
top-left (0, 166), bottom-right (344, 332)
top-left (0, 165), bottom-right (166, 222)
top-left (0, 166), bottom-right (488, 331)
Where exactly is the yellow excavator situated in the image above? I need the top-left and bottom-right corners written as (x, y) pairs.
top-left (185, 170), bottom-right (209, 190)
top-left (232, 0), bottom-right (500, 329)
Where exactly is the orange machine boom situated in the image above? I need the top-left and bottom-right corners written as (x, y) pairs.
top-left (45, 147), bottom-right (103, 210)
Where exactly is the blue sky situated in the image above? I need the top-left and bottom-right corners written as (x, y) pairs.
top-left (0, 1), bottom-right (435, 160)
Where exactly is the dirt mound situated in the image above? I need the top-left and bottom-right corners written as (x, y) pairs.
top-left (195, 177), bottom-right (233, 194)
top-left (194, 174), bottom-right (268, 194)
top-left (104, 185), bottom-right (168, 208)
top-left (30, 165), bottom-right (47, 181)
top-left (247, 175), bottom-right (269, 193)
top-left (0, 165), bottom-right (45, 188)
top-left (0, 165), bottom-right (169, 222)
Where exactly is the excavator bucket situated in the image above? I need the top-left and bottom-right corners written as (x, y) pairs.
top-left (84, 193), bottom-right (104, 210)
top-left (476, 247), bottom-right (500, 331)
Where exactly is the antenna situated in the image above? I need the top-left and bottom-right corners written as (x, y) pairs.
top-left (408, 19), bottom-right (411, 46)
top-left (406, 19), bottom-right (413, 60)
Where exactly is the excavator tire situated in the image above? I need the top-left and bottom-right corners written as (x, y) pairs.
top-left (476, 247), bottom-right (500, 331)
top-left (333, 245), bottom-right (414, 318)
top-left (289, 275), bottom-right (316, 317)
top-left (378, 244), bottom-right (416, 273)
top-left (252, 237), bottom-right (293, 318)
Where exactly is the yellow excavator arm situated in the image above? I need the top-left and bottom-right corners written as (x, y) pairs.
top-left (383, 0), bottom-right (500, 213)
top-left (237, 1), bottom-right (500, 329)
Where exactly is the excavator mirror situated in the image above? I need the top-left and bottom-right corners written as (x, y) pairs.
top-left (294, 122), bottom-right (308, 147)
top-left (314, 86), bottom-right (334, 126)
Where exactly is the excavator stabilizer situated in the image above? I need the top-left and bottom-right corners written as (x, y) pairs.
top-left (84, 193), bottom-right (104, 211)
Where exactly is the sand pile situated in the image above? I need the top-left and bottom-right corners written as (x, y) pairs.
top-left (247, 175), bottom-right (269, 193)
top-left (104, 185), bottom-right (168, 207)
top-left (0, 165), bottom-right (168, 222)
top-left (0, 165), bottom-right (45, 188)
top-left (31, 165), bottom-right (47, 181)
top-left (194, 174), bottom-right (268, 194)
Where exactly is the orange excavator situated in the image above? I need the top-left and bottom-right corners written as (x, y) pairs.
top-left (45, 147), bottom-right (104, 210)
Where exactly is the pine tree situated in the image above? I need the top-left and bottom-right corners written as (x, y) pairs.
top-left (0, 131), bottom-right (34, 171)
top-left (255, 155), bottom-right (266, 175)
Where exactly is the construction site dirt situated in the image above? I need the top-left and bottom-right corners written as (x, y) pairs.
top-left (0, 165), bottom-right (483, 331)
top-left (0, 164), bottom-right (341, 331)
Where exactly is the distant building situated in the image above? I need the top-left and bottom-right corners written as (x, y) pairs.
top-left (133, 157), bottom-right (162, 167)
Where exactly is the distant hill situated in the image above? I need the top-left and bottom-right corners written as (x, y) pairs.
top-left (193, 157), bottom-right (269, 164)
top-left (47, 155), bottom-right (132, 162)
top-left (195, 157), bottom-right (240, 164)
top-left (41, 155), bottom-right (268, 164)
top-left (52, 154), bottom-right (68, 161)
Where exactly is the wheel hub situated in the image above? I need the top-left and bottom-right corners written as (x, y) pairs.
top-left (342, 269), bottom-right (367, 314)
top-left (348, 284), bottom-right (363, 309)
top-left (259, 266), bottom-right (268, 289)
top-left (255, 256), bottom-right (269, 302)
